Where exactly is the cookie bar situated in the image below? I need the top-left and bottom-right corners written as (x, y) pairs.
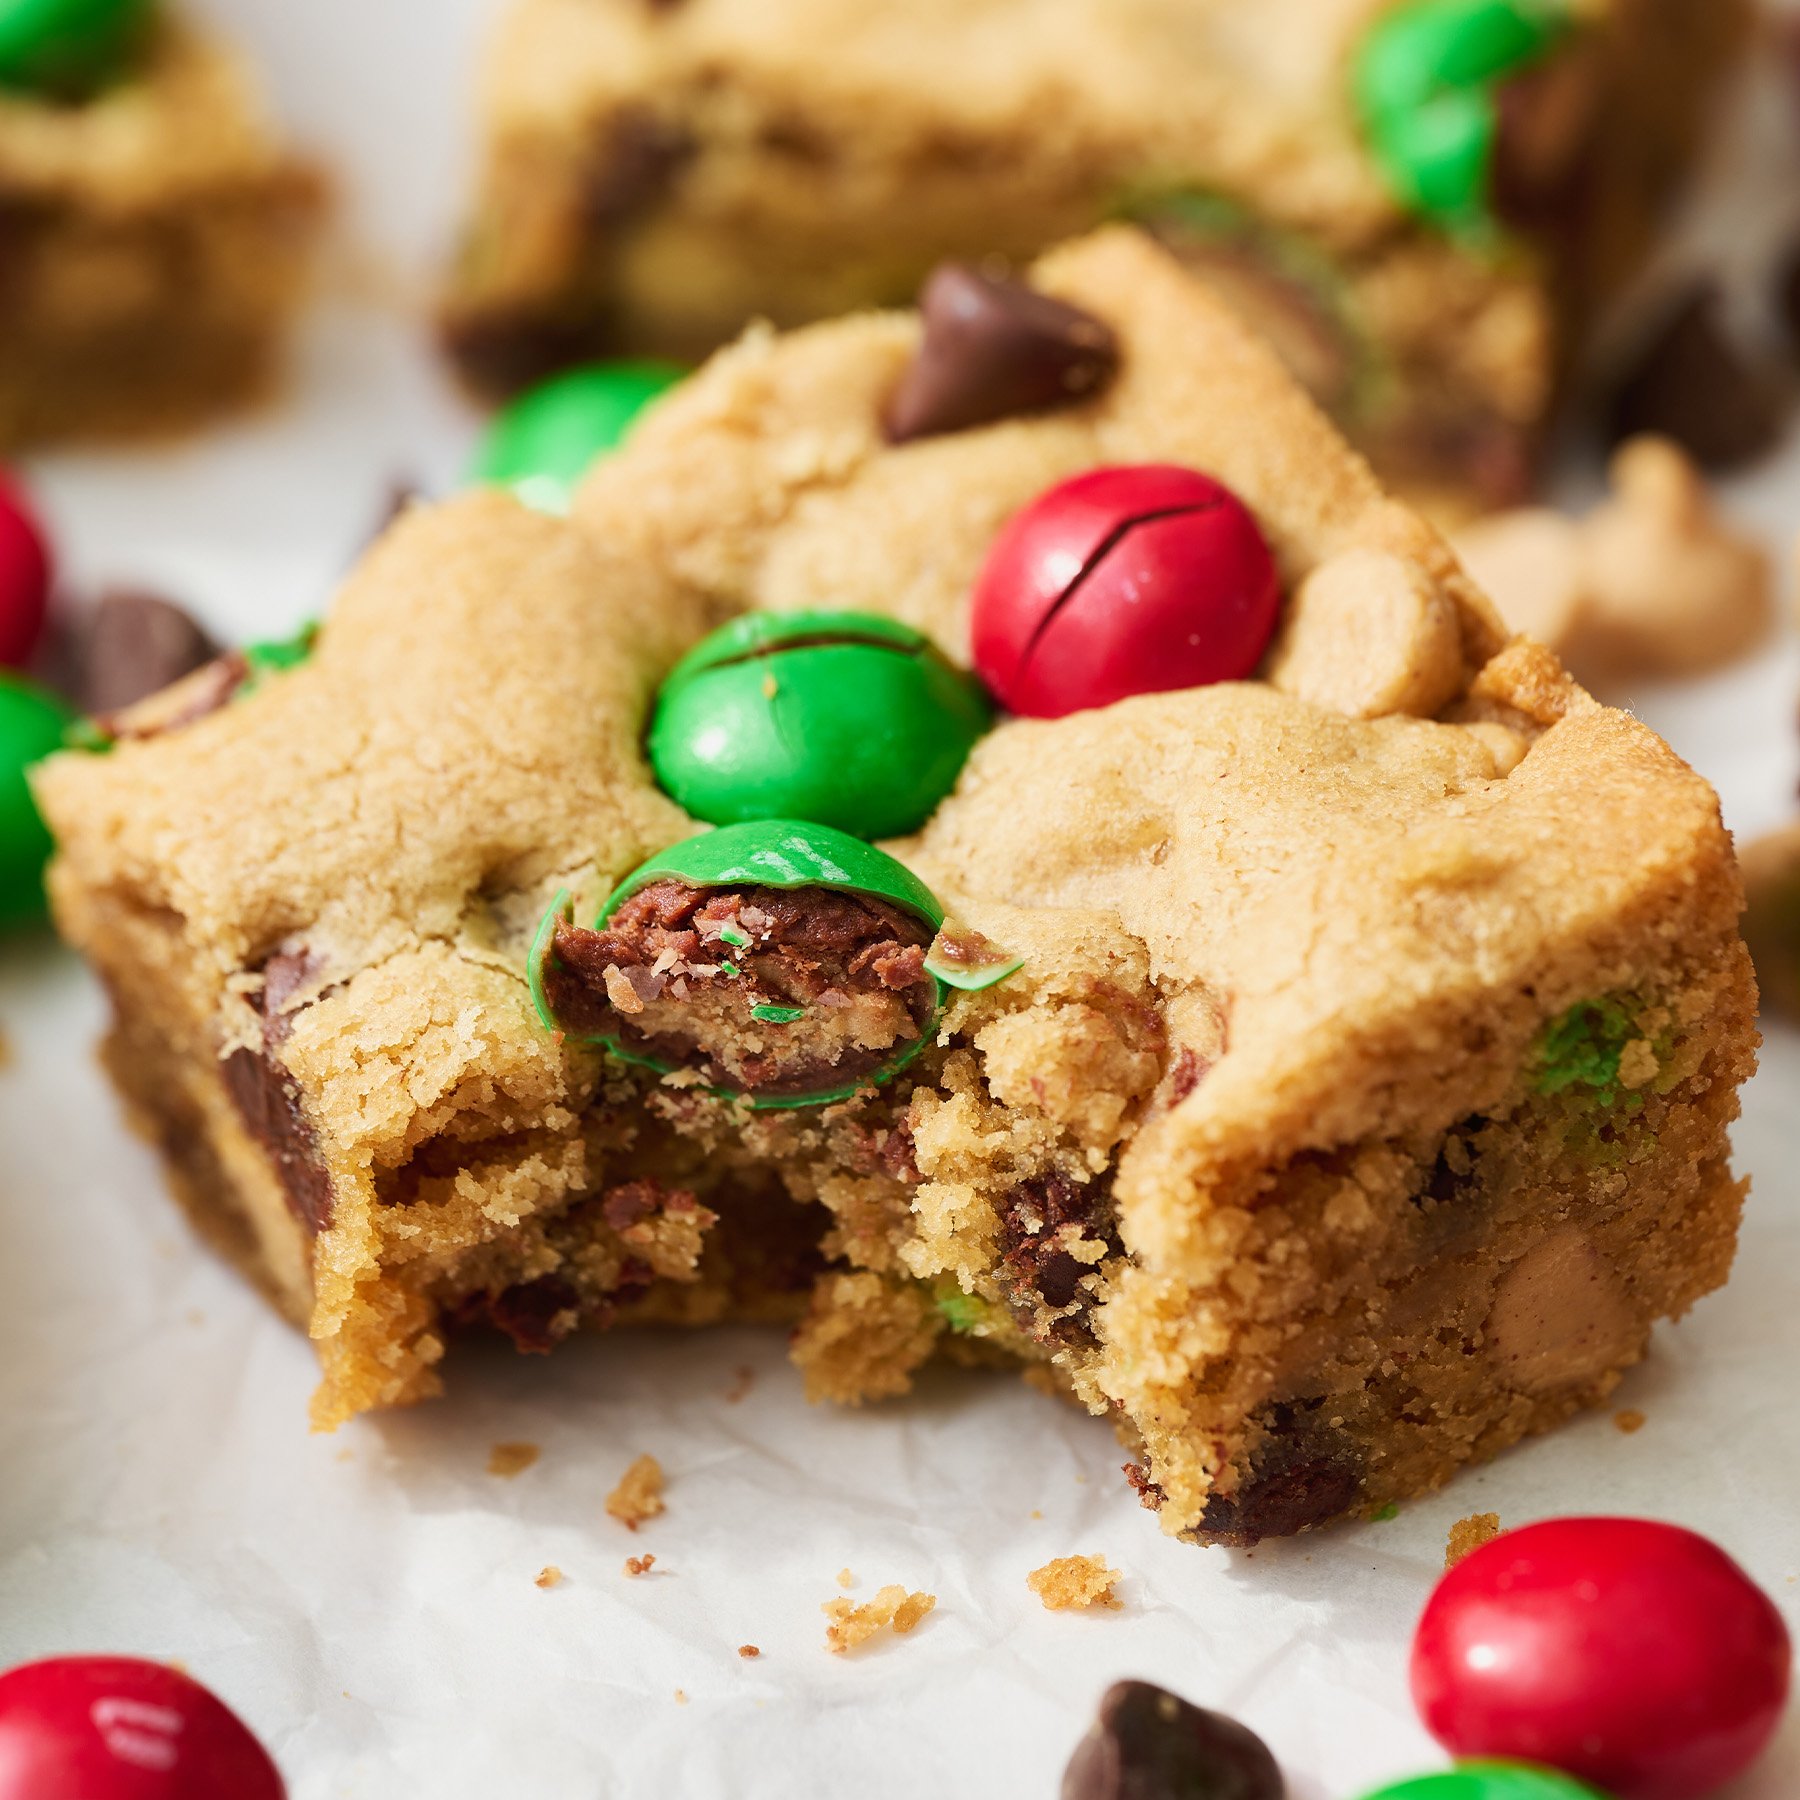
top-left (0, 17), bottom-right (323, 449)
top-left (439, 0), bottom-right (1747, 511)
top-left (39, 228), bottom-right (1755, 1544)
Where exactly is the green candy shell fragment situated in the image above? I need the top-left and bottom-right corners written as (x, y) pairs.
top-left (750, 1003), bottom-right (805, 1025)
top-left (1532, 997), bottom-right (1638, 1105)
top-left (1354, 1762), bottom-right (1609, 1800)
top-left (0, 0), bottom-right (151, 97)
top-left (1353, 0), bottom-right (1570, 229)
top-left (648, 609), bottom-right (992, 841)
top-left (0, 673), bottom-right (76, 929)
top-left (923, 923), bottom-right (1024, 993)
top-left (473, 360), bottom-right (686, 514)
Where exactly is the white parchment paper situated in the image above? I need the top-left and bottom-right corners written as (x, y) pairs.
top-left (2, 4), bottom-right (1798, 1794)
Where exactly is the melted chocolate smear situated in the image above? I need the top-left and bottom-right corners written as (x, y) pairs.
top-left (1062, 1680), bottom-right (1285, 1800)
top-left (883, 263), bottom-right (1119, 444)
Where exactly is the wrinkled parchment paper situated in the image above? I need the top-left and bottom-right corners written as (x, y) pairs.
top-left (2, 3), bottom-right (1797, 1793)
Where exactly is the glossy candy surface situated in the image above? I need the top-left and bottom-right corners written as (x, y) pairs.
top-left (1356, 1765), bottom-right (1606, 1800)
top-left (0, 672), bottom-right (73, 927)
top-left (648, 610), bottom-right (991, 838)
top-left (0, 0), bottom-right (150, 96)
top-left (970, 463), bottom-right (1280, 719)
top-left (1412, 1517), bottom-right (1791, 1800)
top-left (1354, 0), bottom-right (1568, 229)
top-left (472, 359), bottom-right (685, 513)
top-left (0, 470), bottom-right (50, 671)
top-left (0, 1656), bottom-right (285, 1800)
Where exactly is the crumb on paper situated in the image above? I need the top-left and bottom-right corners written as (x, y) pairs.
top-left (822, 1584), bottom-right (936, 1654)
top-left (725, 1364), bottom-right (756, 1404)
top-left (737, 1645), bottom-right (761, 1660)
top-left (535, 1566), bottom-right (563, 1589)
top-left (607, 1454), bottom-right (666, 1529)
top-left (1614, 1408), bottom-right (1647, 1434)
top-left (1029, 1509), bottom-right (1044, 1521)
top-left (674, 1689), bottom-right (688, 1705)
top-left (623, 1553), bottom-right (658, 1578)
top-left (836, 1568), bottom-right (856, 1589)
top-left (1027, 1555), bottom-right (1122, 1613)
top-left (0, 1026), bottom-right (12, 1071)
top-left (487, 1441), bottom-right (540, 1479)
top-left (1446, 1512), bottom-right (1502, 1569)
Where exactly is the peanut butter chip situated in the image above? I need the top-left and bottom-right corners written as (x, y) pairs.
top-left (1266, 548), bottom-right (1465, 720)
top-left (1484, 1230), bottom-right (1640, 1395)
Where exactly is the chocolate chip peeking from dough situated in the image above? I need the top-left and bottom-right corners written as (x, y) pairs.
top-left (1605, 284), bottom-right (1787, 471)
top-left (1193, 1401), bottom-right (1362, 1547)
top-left (78, 588), bottom-right (219, 718)
top-left (1062, 1680), bottom-right (1284, 1800)
top-left (883, 263), bottom-right (1119, 444)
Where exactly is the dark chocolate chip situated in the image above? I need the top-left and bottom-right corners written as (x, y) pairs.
top-left (1605, 284), bottom-right (1787, 471)
top-left (1777, 242), bottom-right (1800, 358)
top-left (479, 1274), bottom-right (583, 1353)
top-left (78, 588), bottom-right (218, 718)
top-left (1194, 1404), bottom-right (1361, 1547)
top-left (998, 1168), bottom-right (1118, 1337)
top-left (582, 110), bottom-right (694, 229)
top-left (256, 947), bottom-right (325, 1046)
top-left (220, 1044), bottom-right (333, 1235)
top-left (1062, 1680), bottom-right (1285, 1800)
top-left (883, 263), bottom-right (1119, 444)
top-left (1168, 1046), bottom-right (1209, 1105)
top-left (600, 1176), bottom-right (691, 1232)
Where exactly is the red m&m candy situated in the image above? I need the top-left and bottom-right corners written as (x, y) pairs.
top-left (0, 1657), bottom-right (285, 1800)
top-left (0, 470), bottom-right (50, 671)
top-left (1411, 1517), bottom-right (1791, 1800)
top-left (969, 463), bottom-right (1280, 718)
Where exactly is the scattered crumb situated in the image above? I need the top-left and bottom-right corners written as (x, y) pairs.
top-left (737, 1645), bottom-right (761, 1660)
top-left (1614, 1408), bottom-right (1647, 1434)
top-left (607, 1454), bottom-right (666, 1530)
top-left (623, 1553), bottom-right (658, 1578)
top-left (822, 1584), bottom-right (936, 1654)
top-left (1446, 1512), bottom-right (1503, 1569)
top-left (1029, 1509), bottom-right (1044, 1521)
top-left (1027, 1555), bottom-right (1123, 1612)
top-left (674, 1689), bottom-right (688, 1705)
top-left (186, 1308), bottom-right (206, 1327)
top-left (535, 1566), bottom-right (563, 1590)
top-left (336, 1448), bottom-right (355, 1463)
top-left (0, 1026), bottom-right (12, 1071)
top-left (725, 1364), bottom-right (756, 1404)
top-left (487, 1441), bottom-right (540, 1479)
top-left (836, 1568), bottom-right (856, 1589)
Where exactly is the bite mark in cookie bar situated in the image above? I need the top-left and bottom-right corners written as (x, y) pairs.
top-left (38, 229), bottom-right (1756, 1548)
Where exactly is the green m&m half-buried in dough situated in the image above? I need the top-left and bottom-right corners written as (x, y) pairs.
top-left (472, 359), bottom-right (685, 514)
top-left (1354, 0), bottom-right (1571, 232)
top-left (648, 610), bottom-right (992, 840)
top-left (530, 820), bottom-right (951, 1108)
top-left (0, 0), bottom-right (151, 97)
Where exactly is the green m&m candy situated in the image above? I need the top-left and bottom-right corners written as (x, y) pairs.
top-left (0, 0), bottom-right (152, 98)
top-left (530, 819), bottom-right (948, 1108)
top-left (0, 672), bottom-right (74, 927)
top-left (648, 610), bottom-right (992, 840)
top-left (1355, 1764), bottom-right (1610, 1800)
top-left (1353, 0), bottom-right (1570, 231)
top-left (472, 359), bottom-right (685, 514)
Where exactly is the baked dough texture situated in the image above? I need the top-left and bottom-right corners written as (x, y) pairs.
top-left (38, 229), bottom-right (1756, 1544)
top-left (0, 20), bottom-right (323, 449)
top-left (439, 0), bottom-right (1747, 511)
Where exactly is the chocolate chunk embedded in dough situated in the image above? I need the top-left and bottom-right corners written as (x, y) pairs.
top-left (883, 263), bottom-right (1118, 444)
top-left (221, 1043), bottom-right (333, 1234)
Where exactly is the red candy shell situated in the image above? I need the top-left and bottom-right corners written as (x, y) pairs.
top-left (0, 1657), bottom-right (285, 1800)
top-left (1411, 1517), bottom-right (1791, 1800)
top-left (970, 463), bottom-right (1279, 718)
top-left (0, 472), bottom-right (49, 671)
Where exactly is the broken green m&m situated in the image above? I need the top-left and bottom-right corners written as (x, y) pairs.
top-left (530, 819), bottom-right (949, 1108)
top-left (472, 359), bottom-right (686, 514)
top-left (647, 610), bottom-right (992, 840)
top-left (1353, 0), bottom-right (1571, 232)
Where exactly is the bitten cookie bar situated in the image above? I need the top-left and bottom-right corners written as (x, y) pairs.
top-left (439, 0), bottom-right (1745, 511)
top-left (39, 228), bottom-right (1755, 1546)
top-left (0, 13), bottom-right (323, 449)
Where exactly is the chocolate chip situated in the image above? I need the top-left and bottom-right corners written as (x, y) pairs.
top-left (477, 1275), bottom-right (583, 1353)
top-left (1605, 284), bottom-right (1787, 471)
top-left (78, 588), bottom-right (218, 717)
top-left (1777, 242), bottom-right (1800, 357)
top-left (1062, 1681), bottom-right (1284, 1800)
top-left (582, 110), bottom-right (694, 230)
top-left (883, 263), bottom-right (1119, 444)
top-left (1194, 1404), bottom-right (1361, 1547)
top-left (998, 1168), bottom-right (1118, 1337)
top-left (220, 1044), bottom-right (333, 1234)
